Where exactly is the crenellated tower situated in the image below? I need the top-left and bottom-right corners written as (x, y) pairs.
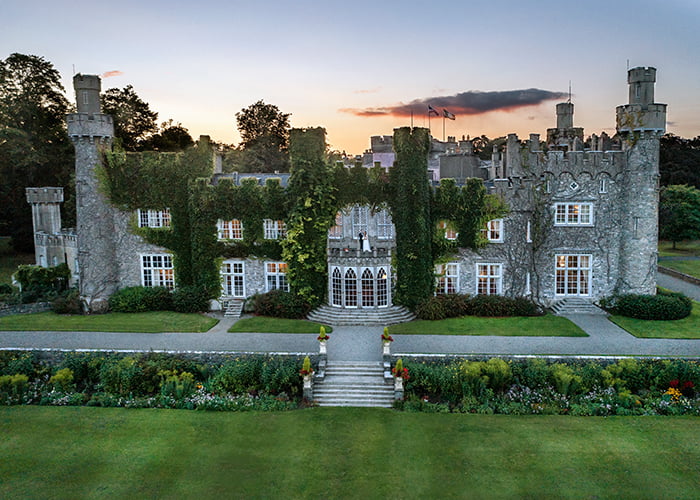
top-left (67, 74), bottom-right (116, 312)
top-left (615, 67), bottom-right (666, 295)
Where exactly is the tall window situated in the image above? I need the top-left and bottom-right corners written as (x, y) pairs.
top-left (556, 254), bottom-right (591, 296)
top-left (438, 220), bottom-right (458, 240)
top-left (344, 268), bottom-right (358, 307)
top-left (266, 262), bottom-right (289, 291)
top-left (361, 268), bottom-right (374, 307)
top-left (352, 205), bottom-right (368, 238)
top-left (435, 263), bottom-right (459, 295)
top-left (141, 254), bottom-right (174, 289)
top-left (482, 219), bottom-right (503, 243)
top-left (331, 267), bottom-right (343, 306)
top-left (376, 209), bottom-right (393, 239)
top-left (554, 203), bottom-right (593, 226)
top-left (138, 209), bottom-right (171, 228)
top-left (476, 263), bottom-right (502, 295)
top-left (218, 219), bottom-right (243, 240)
top-left (329, 212), bottom-right (343, 239)
top-left (221, 261), bottom-right (245, 297)
top-left (264, 219), bottom-right (287, 240)
top-left (377, 268), bottom-right (388, 306)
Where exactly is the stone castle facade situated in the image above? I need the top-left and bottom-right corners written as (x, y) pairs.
top-left (28, 67), bottom-right (666, 313)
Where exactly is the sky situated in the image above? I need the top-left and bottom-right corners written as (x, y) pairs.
top-left (3, 0), bottom-right (699, 154)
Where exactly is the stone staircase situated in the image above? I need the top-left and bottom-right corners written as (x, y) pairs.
top-left (223, 299), bottom-right (244, 318)
top-left (313, 361), bottom-right (394, 407)
top-left (551, 297), bottom-right (607, 315)
top-left (307, 305), bottom-right (415, 326)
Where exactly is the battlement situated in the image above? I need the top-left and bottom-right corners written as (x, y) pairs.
top-left (26, 187), bottom-right (64, 204)
top-left (66, 113), bottom-right (114, 138)
top-left (616, 103), bottom-right (666, 134)
top-left (628, 66), bottom-right (656, 84)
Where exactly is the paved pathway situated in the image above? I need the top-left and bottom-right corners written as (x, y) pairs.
top-left (1, 274), bottom-right (699, 359)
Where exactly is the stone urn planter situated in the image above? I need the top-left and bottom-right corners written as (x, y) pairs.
top-left (317, 326), bottom-right (329, 355)
top-left (319, 340), bottom-right (327, 355)
top-left (381, 327), bottom-right (393, 356)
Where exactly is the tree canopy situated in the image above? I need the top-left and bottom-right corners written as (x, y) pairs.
top-left (0, 53), bottom-right (74, 251)
top-left (235, 100), bottom-right (290, 172)
top-left (101, 85), bottom-right (158, 151)
top-left (659, 184), bottom-right (700, 248)
top-left (660, 134), bottom-right (700, 189)
top-left (141, 119), bottom-right (194, 152)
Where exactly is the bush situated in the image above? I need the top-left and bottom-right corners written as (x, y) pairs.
top-left (415, 294), bottom-right (541, 320)
top-left (52, 289), bottom-right (83, 315)
top-left (49, 368), bottom-right (75, 392)
top-left (171, 286), bottom-right (210, 313)
top-left (252, 290), bottom-right (311, 319)
top-left (109, 286), bottom-right (173, 313)
top-left (603, 292), bottom-right (692, 320)
top-left (211, 357), bottom-right (263, 395)
top-left (0, 373), bottom-right (29, 398)
top-left (99, 357), bottom-right (143, 396)
top-left (0, 283), bottom-right (14, 295)
top-left (14, 264), bottom-right (70, 301)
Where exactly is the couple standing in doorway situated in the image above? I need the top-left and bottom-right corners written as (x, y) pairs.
top-left (358, 230), bottom-right (371, 252)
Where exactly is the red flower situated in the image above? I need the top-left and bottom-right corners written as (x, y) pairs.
top-left (669, 379), bottom-right (680, 388)
top-left (683, 381), bottom-right (694, 389)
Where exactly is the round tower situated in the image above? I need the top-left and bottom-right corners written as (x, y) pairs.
top-left (616, 66), bottom-right (667, 295)
top-left (73, 74), bottom-right (102, 114)
top-left (555, 102), bottom-right (574, 129)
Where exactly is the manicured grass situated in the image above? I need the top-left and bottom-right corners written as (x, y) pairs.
top-left (229, 316), bottom-right (332, 333)
top-left (0, 237), bottom-right (34, 285)
top-left (0, 407), bottom-right (698, 499)
top-left (608, 301), bottom-right (700, 339)
top-left (658, 239), bottom-right (700, 257)
top-left (389, 314), bottom-right (587, 336)
top-left (659, 259), bottom-right (700, 279)
top-left (0, 311), bottom-right (218, 333)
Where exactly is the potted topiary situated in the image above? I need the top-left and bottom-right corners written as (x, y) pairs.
top-left (391, 358), bottom-right (409, 392)
top-left (300, 356), bottom-right (314, 382)
top-left (317, 326), bottom-right (330, 354)
top-left (381, 327), bottom-right (394, 355)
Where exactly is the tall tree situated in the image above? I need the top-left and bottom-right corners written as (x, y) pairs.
top-left (141, 119), bottom-right (194, 152)
top-left (660, 134), bottom-right (700, 189)
top-left (0, 53), bottom-right (74, 251)
top-left (659, 184), bottom-right (700, 249)
top-left (235, 100), bottom-right (290, 172)
top-left (101, 85), bottom-right (158, 151)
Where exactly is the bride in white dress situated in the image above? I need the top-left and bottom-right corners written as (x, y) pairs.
top-left (362, 230), bottom-right (371, 252)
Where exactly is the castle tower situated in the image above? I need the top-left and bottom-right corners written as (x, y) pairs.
top-left (616, 66), bottom-right (666, 295)
top-left (67, 74), bottom-right (117, 312)
top-left (25, 187), bottom-right (64, 268)
top-left (546, 101), bottom-right (584, 149)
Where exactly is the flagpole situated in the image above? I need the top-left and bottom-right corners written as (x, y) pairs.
top-left (410, 109), bottom-right (413, 128)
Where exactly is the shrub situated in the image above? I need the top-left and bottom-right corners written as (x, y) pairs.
top-left (550, 363), bottom-right (583, 396)
top-left (99, 356), bottom-right (143, 396)
top-left (415, 295), bottom-right (448, 320)
top-left (49, 368), bottom-right (75, 392)
top-left (171, 286), bottom-right (210, 313)
top-left (0, 373), bottom-right (29, 398)
top-left (252, 290), bottom-right (311, 319)
top-left (109, 286), bottom-right (173, 313)
top-left (211, 357), bottom-right (263, 395)
top-left (158, 370), bottom-right (195, 398)
top-left (14, 264), bottom-right (70, 301)
top-left (603, 292), bottom-right (692, 320)
top-left (260, 357), bottom-right (302, 396)
top-left (0, 283), bottom-right (14, 295)
top-left (52, 289), bottom-right (83, 315)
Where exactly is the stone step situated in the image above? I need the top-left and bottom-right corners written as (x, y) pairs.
top-left (313, 360), bottom-right (394, 407)
top-left (223, 299), bottom-right (244, 318)
top-left (551, 298), bottom-right (606, 315)
top-left (307, 305), bottom-right (415, 326)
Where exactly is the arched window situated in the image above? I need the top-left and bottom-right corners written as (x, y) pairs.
top-left (361, 268), bottom-right (374, 307)
top-left (344, 268), bottom-right (357, 307)
top-left (331, 267), bottom-right (342, 306)
top-left (377, 268), bottom-right (388, 307)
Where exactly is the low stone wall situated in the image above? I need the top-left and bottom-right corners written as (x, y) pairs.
top-left (0, 302), bottom-right (51, 318)
top-left (658, 266), bottom-right (700, 286)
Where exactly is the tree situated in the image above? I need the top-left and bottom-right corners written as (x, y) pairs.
top-left (659, 184), bottom-right (700, 249)
top-left (0, 53), bottom-right (74, 251)
top-left (235, 100), bottom-right (290, 172)
top-left (141, 119), bottom-right (194, 152)
top-left (660, 134), bottom-right (700, 189)
top-left (101, 85), bottom-right (158, 151)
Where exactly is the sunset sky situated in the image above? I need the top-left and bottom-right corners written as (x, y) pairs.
top-left (3, 0), bottom-right (699, 154)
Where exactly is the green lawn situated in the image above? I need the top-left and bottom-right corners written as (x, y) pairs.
top-left (229, 316), bottom-right (332, 333)
top-left (659, 259), bottom-right (700, 279)
top-left (0, 407), bottom-right (698, 499)
top-left (609, 301), bottom-right (700, 339)
top-left (0, 237), bottom-right (34, 285)
top-left (389, 314), bottom-right (587, 336)
top-left (0, 311), bottom-right (218, 333)
top-left (658, 239), bottom-right (700, 257)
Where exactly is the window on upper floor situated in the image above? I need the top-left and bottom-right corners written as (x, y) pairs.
top-left (217, 219), bottom-right (243, 240)
top-left (137, 209), bottom-right (171, 228)
top-left (435, 263), bottom-right (459, 295)
top-left (554, 203), bottom-right (593, 226)
top-left (376, 209), bottom-right (394, 240)
top-left (482, 219), bottom-right (503, 243)
top-left (329, 212), bottom-right (343, 239)
top-left (263, 219), bottom-right (287, 240)
top-left (351, 205), bottom-right (369, 238)
top-left (438, 220), bottom-right (458, 240)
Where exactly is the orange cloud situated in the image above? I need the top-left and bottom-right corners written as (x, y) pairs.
top-left (341, 89), bottom-right (568, 118)
top-left (101, 70), bottom-right (124, 78)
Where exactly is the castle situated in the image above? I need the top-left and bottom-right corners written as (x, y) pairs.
top-left (27, 67), bottom-right (666, 317)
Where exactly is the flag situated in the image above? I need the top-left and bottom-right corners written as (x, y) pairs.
top-left (428, 105), bottom-right (439, 116)
top-left (443, 109), bottom-right (456, 120)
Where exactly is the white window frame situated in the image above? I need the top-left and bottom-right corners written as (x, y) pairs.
top-left (351, 205), bottom-right (369, 239)
top-left (554, 203), bottom-right (593, 226)
top-left (555, 254), bottom-right (592, 296)
top-left (435, 263), bottom-right (459, 295)
top-left (526, 220), bottom-right (532, 243)
top-left (438, 220), bottom-right (458, 240)
top-left (483, 219), bottom-right (503, 243)
top-left (137, 209), bottom-right (171, 228)
top-left (141, 254), bottom-right (175, 289)
top-left (221, 260), bottom-right (245, 297)
top-left (265, 261), bottom-right (289, 292)
top-left (329, 212), bottom-right (343, 239)
top-left (263, 219), bottom-right (287, 240)
top-left (217, 219), bottom-right (243, 240)
top-left (476, 263), bottom-right (502, 296)
top-left (376, 209), bottom-right (394, 240)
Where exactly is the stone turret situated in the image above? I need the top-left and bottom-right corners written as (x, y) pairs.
top-left (546, 101), bottom-right (584, 149)
top-left (616, 67), bottom-right (667, 295)
top-left (67, 74), bottom-right (116, 312)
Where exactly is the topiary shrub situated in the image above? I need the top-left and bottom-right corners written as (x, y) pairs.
top-left (108, 286), bottom-right (173, 313)
top-left (171, 286), bottom-right (210, 313)
top-left (415, 295), bottom-right (448, 320)
top-left (603, 292), bottom-right (692, 320)
top-left (252, 290), bottom-right (311, 319)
